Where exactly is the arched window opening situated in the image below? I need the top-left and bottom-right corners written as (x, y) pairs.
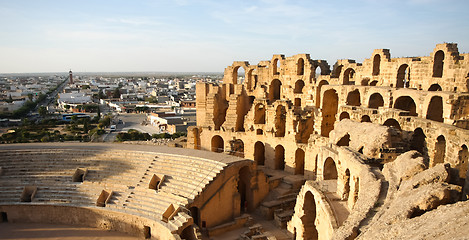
top-left (275, 105), bottom-right (286, 137)
top-left (372, 54), bottom-right (381, 76)
top-left (333, 65), bottom-right (343, 78)
top-left (361, 115), bottom-right (371, 122)
top-left (370, 80), bottom-right (378, 86)
top-left (337, 134), bottom-right (350, 146)
top-left (432, 50), bottom-right (444, 78)
top-left (211, 135), bottom-right (224, 153)
top-left (410, 128), bottom-right (427, 156)
top-left (432, 135), bottom-right (446, 167)
top-left (273, 58), bottom-right (280, 75)
top-left (426, 96), bottom-right (444, 122)
top-left (301, 192), bottom-right (318, 239)
top-left (343, 68), bottom-right (355, 85)
top-left (428, 84), bottom-right (442, 91)
top-left (383, 118), bottom-right (401, 131)
top-left (269, 79), bottom-right (282, 102)
top-left (297, 58), bottom-right (305, 75)
top-left (346, 89), bottom-right (361, 106)
top-left (458, 145), bottom-right (468, 178)
top-left (321, 89), bottom-right (338, 137)
top-left (294, 80), bottom-right (305, 94)
top-left (315, 80), bottom-right (329, 108)
top-left (396, 64), bottom-right (410, 88)
top-left (254, 104), bottom-right (266, 124)
top-left (368, 93), bottom-right (384, 109)
top-left (344, 169), bottom-right (351, 201)
top-left (254, 141), bottom-right (265, 165)
top-left (339, 112), bottom-right (350, 121)
top-left (295, 148), bottom-right (305, 175)
top-left (315, 66), bottom-right (322, 78)
top-left (275, 145), bottom-right (285, 170)
top-left (394, 96), bottom-right (417, 116)
top-left (324, 157), bottom-right (338, 180)
top-left (361, 78), bottom-right (370, 86)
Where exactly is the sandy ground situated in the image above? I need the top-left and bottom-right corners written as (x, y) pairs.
top-left (0, 223), bottom-right (140, 240)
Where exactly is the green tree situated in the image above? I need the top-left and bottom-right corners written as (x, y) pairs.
top-left (97, 106), bottom-right (101, 120)
top-left (38, 106), bottom-right (47, 117)
top-left (28, 93), bottom-right (33, 101)
top-left (83, 119), bottom-right (90, 133)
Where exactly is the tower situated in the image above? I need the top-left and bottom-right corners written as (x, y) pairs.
top-left (69, 70), bottom-right (73, 85)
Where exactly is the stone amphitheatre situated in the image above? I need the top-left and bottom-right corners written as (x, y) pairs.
top-left (1, 43), bottom-right (469, 240)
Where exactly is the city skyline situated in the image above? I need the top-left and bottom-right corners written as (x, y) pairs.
top-left (1, 0), bottom-right (468, 73)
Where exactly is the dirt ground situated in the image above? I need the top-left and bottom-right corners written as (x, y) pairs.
top-left (0, 222), bottom-right (140, 240)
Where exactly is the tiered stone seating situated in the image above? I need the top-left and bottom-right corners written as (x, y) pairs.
top-left (0, 147), bottom-right (229, 235)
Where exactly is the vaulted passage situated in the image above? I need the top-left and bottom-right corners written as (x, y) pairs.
top-left (383, 118), bottom-right (401, 130)
top-left (426, 96), bottom-right (444, 122)
top-left (432, 135), bottom-right (446, 167)
top-left (275, 105), bottom-right (286, 137)
top-left (254, 141), bottom-right (265, 165)
top-left (428, 84), bottom-right (442, 91)
top-left (323, 157), bottom-right (338, 180)
top-left (410, 128), bottom-right (427, 156)
top-left (301, 191), bottom-right (318, 240)
top-left (433, 50), bottom-right (444, 78)
top-left (396, 64), bottom-right (410, 88)
top-left (238, 166), bottom-right (253, 213)
top-left (275, 145), bottom-right (285, 170)
top-left (361, 115), bottom-right (371, 122)
top-left (394, 96), bottom-right (417, 116)
top-left (337, 134), bottom-right (350, 146)
top-left (368, 93), bottom-right (384, 109)
top-left (297, 58), bottom-right (305, 75)
top-left (316, 80), bottom-right (329, 108)
top-left (211, 135), bottom-right (224, 153)
top-left (295, 148), bottom-right (305, 175)
top-left (321, 89), bottom-right (338, 137)
top-left (254, 104), bottom-right (266, 124)
top-left (294, 80), bottom-right (305, 93)
top-left (269, 79), bottom-right (282, 102)
top-left (339, 112), bottom-right (350, 120)
top-left (346, 89), bottom-right (361, 106)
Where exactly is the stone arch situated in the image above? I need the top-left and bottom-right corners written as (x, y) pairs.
top-left (383, 118), bottom-right (401, 130)
top-left (295, 148), bottom-right (305, 175)
top-left (426, 96), bottom-right (444, 122)
top-left (191, 127), bottom-right (201, 150)
top-left (315, 80), bottom-right (329, 108)
top-left (337, 134), bottom-right (350, 146)
top-left (238, 166), bottom-right (253, 212)
top-left (361, 115), bottom-right (371, 122)
top-left (323, 157), bottom-right (338, 180)
top-left (343, 68), bottom-right (355, 85)
top-left (294, 80), bottom-right (305, 94)
top-left (274, 145), bottom-right (285, 170)
top-left (230, 139), bottom-right (244, 158)
top-left (301, 191), bottom-right (318, 239)
top-left (297, 58), bottom-right (305, 75)
top-left (458, 145), bottom-right (468, 178)
top-left (410, 128), bottom-right (427, 156)
top-left (275, 105), bottom-right (286, 137)
top-left (361, 78), bottom-right (370, 86)
top-left (211, 135), bottom-right (224, 153)
top-left (332, 64), bottom-right (343, 78)
top-left (346, 89), bottom-right (361, 106)
top-left (433, 50), bottom-right (444, 78)
top-left (321, 89), bottom-right (338, 137)
top-left (246, 69), bottom-right (257, 90)
top-left (396, 64), bottom-right (410, 88)
top-left (269, 79), bottom-right (282, 102)
top-left (428, 84), bottom-right (442, 91)
top-left (233, 66), bottom-right (245, 84)
top-left (432, 135), bottom-right (446, 167)
top-left (343, 169), bottom-right (351, 200)
top-left (314, 65), bottom-right (321, 78)
top-left (368, 92), bottom-right (384, 109)
top-left (339, 112), bottom-right (350, 121)
top-left (370, 80), bottom-right (378, 86)
top-left (372, 54), bottom-right (381, 76)
top-left (394, 96), bottom-right (417, 116)
top-left (254, 141), bottom-right (265, 165)
top-left (254, 103), bottom-right (266, 124)
top-left (273, 58), bottom-right (280, 75)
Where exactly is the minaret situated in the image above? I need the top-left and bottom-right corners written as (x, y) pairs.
top-left (69, 70), bottom-right (73, 85)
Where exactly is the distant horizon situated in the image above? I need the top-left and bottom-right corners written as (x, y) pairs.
top-left (0, 71), bottom-right (224, 77)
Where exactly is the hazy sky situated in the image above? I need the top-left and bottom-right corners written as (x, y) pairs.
top-left (0, 0), bottom-right (468, 73)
